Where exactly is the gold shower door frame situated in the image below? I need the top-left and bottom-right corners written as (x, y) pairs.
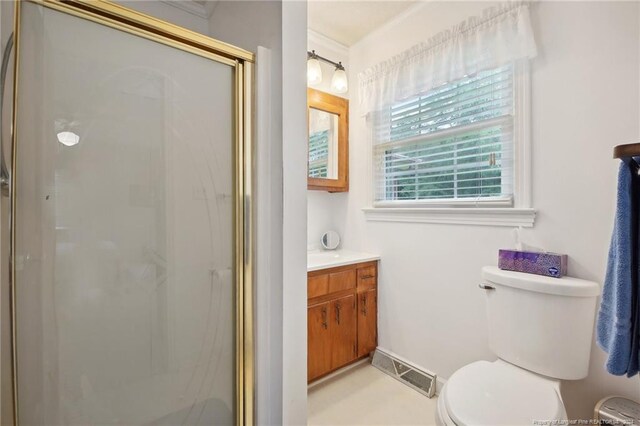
top-left (5, 1), bottom-right (254, 424)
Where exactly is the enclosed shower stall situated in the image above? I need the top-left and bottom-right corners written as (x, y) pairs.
top-left (0, 1), bottom-right (253, 424)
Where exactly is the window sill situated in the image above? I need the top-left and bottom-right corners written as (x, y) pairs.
top-left (362, 207), bottom-right (536, 227)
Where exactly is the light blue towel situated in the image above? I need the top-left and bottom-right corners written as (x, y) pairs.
top-left (597, 161), bottom-right (638, 377)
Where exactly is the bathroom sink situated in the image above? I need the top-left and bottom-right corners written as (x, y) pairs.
top-left (307, 250), bottom-right (380, 272)
top-left (309, 251), bottom-right (343, 261)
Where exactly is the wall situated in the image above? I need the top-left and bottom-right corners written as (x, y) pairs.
top-left (0, 0), bottom-right (305, 424)
top-left (307, 31), bottom-right (350, 250)
top-left (209, 2), bottom-right (308, 425)
top-left (343, 1), bottom-right (640, 419)
top-left (118, 1), bottom-right (209, 34)
top-left (281, 2), bottom-right (309, 424)
top-left (208, 3), bottom-right (285, 424)
top-left (46, 1), bottom-right (306, 423)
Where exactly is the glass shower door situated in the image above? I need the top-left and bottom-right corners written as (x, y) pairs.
top-left (9, 2), bottom-right (250, 424)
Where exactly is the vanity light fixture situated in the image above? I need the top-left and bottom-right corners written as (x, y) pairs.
top-left (331, 64), bottom-right (348, 94)
top-left (307, 51), bottom-right (323, 85)
top-left (307, 50), bottom-right (348, 94)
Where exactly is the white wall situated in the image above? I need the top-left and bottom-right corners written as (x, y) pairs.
top-left (307, 31), bottom-right (350, 250)
top-left (120, 3), bottom-right (301, 423)
top-left (307, 191), bottom-right (348, 250)
top-left (209, 2), bottom-right (308, 425)
top-left (340, 1), bottom-right (640, 419)
top-left (118, 1), bottom-right (209, 34)
top-left (208, 3), bottom-right (285, 424)
top-left (0, 1), bottom-right (305, 423)
top-left (69, 1), bottom-right (308, 422)
top-left (282, 2), bottom-right (309, 425)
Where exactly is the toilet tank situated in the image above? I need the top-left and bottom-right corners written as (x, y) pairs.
top-left (481, 266), bottom-right (600, 380)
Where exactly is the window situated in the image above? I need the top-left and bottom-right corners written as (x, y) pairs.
top-left (374, 65), bottom-right (518, 206)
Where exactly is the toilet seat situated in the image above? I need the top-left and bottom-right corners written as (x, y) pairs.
top-left (440, 360), bottom-right (566, 426)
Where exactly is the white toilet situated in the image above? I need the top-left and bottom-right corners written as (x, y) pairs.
top-left (435, 266), bottom-right (600, 426)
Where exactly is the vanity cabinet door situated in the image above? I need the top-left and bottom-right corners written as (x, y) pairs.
top-left (357, 289), bottom-right (377, 358)
top-left (308, 302), bottom-right (332, 381)
top-left (330, 294), bottom-right (357, 370)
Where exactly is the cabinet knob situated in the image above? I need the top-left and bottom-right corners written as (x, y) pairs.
top-left (336, 302), bottom-right (341, 325)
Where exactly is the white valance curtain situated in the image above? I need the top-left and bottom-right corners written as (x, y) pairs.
top-left (358, 2), bottom-right (537, 115)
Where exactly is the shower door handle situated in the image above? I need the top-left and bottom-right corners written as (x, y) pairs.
top-left (0, 33), bottom-right (14, 196)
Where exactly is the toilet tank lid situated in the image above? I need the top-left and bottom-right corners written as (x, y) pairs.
top-left (482, 266), bottom-right (600, 297)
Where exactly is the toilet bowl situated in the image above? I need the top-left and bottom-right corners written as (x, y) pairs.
top-left (435, 360), bottom-right (566, 426)
top-left (434, 266), bottom-right (600, 425)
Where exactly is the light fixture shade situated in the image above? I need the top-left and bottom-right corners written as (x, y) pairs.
top-left (307, 58), bottom-right (322, 85)
top-left (331, 68), bottom-right (348, 94)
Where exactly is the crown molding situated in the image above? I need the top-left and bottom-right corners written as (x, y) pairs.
top-left (308, 29), bottom-right (349, 58)
top-left (160, 0), bottom-right (217, 19)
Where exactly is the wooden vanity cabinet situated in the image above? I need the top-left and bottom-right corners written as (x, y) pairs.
top-left (357, 288), bottom-right (377, 358)
top-left (307, 261), bottom-right (378, 382)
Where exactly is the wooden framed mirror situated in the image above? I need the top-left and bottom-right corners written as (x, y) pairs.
top-left (308, 88), bottom-right (349, 192)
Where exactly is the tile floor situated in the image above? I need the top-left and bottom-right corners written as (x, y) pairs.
top-left (308, 362), bottom-right (438, 425)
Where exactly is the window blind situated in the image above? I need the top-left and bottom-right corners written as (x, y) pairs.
top-left (374, 65), bottom-right (514, 204)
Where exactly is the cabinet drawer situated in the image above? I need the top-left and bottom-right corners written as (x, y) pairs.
top-left (357, 266), bottom-right (377, 291)
top-left (328, 270), bottom-right (356, 293)
top-left (308, 275), bottom-right (329, 299)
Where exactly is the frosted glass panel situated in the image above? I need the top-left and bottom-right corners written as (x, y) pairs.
top-left (14, 3), bottom-right (235, 424)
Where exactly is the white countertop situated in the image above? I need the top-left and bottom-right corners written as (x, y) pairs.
top-left (307, 250), bottom-right (380, 272)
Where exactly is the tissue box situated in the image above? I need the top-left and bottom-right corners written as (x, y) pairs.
top-left (498, 249), bottom-right (568, 278)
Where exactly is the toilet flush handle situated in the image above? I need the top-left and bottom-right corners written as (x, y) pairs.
top-left (478, 283), bottom-right (495, 290)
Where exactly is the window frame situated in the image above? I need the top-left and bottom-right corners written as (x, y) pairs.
top-left (363, 61), bottom-right (535, 227)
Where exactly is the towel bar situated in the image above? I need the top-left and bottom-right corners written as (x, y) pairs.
top-left (614, 143), bottom-right (640, 159)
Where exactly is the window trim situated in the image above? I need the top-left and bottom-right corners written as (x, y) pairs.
top-left (364, 61), bottom-right (534, 227)
top-left (362, 207), bottom-right (536, 227)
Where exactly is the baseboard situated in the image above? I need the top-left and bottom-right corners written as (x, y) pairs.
top-left (375, 347), bottom-right (446, 396)
top-left (307, 358), bottom-right (370, 390)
